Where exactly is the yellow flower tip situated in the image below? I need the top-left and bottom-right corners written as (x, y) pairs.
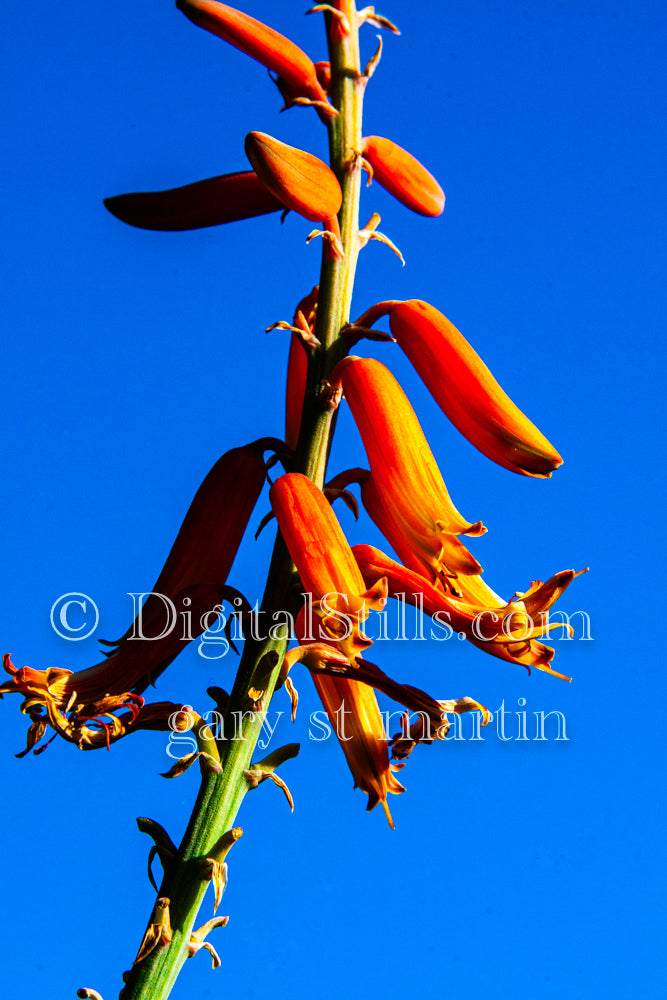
top-left (245, 131), bottom-right (342, 222)
top-left (176, 1), bottom-right (329, 107)
top-left (380, 797), bottom-right (395, 829)
top-left (389, 300), bottom-right (563, 477)
top-left (362, 135), bottom-right (444, 217)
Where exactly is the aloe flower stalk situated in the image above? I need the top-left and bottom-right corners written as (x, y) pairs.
top-left (2, 4), bottom-right (584, 999)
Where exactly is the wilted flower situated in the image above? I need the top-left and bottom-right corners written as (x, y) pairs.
top-left (389, 300), bottom-right (563, 477)
top-left (245, 132), bottom-right (343, 223)
top-left (362, 135), bottom-right (445, 216)
top-left (104, 171), bottom-right (283, 231)
top-left (312, 672), bottom-right (405, 826)
top-left (353, 543), bottom-right (583, 680)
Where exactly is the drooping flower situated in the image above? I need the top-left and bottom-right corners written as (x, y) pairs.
top-left (269, 472), bottom-right (386, 661)
top-left (103, 171), bottom-right (283, 231)
top-left (176, 1), bottom-right (331, 111)
top-left (1, 440), bottom-right (274, 751)
top-left (332, 357), bottom-right (485, 587)
top-left (353, 543), bottom-right (583, 680)
top-left (362, 135), bottom-right (445, 217)
top-left (115, 438), bottom-right (273, 651)
top-left (388, 300), bottom-right (563, 477)
top-left (290, 617), bottom-right (488, 821)
top-left (245, 132), bottom-right (343, 223)
top-left (311, 672), bottom-right (405, 827)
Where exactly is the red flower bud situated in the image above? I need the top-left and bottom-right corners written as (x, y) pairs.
top-left (104, 170), bottom-right (283, 231)
top-left (362, 135), bottom-right (445, 217)
top-left (176, 0), bottom-right (328, 106)
top-left (245, 132), bottom-right (342, 222)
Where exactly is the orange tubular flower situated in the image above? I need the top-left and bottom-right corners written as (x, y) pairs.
top-left (334, 357), bottom-right (485, 586)
top-left (388, 300), bottom-right (563, 477)
top-left (359, 469), bottom-right (482, 588)
top-left (176, 1), bottom-right (331, 111)
top-left (285, 287), bottom-right (318, 450)
top-left (269, 473), bottom-right (387, 661)
top-left (1, 441), bottom-right (272, 751)
top-left (290, 615), bottom-right (404, 826)
top-left (312, 672), bottom-right (405, 827)
top-left (245, 132), bottom-right (343, 224)
top-left (353, 543), bottom-right (583, 680)
top-left (362, 136), bottom-right (445, 217)
top-left (103, 171), bottom-right (283, 231)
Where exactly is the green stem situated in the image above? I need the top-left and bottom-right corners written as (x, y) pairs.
top-left (118, 5), bottom-right (365, 999)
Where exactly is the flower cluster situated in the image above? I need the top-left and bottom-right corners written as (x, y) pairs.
top-left (3, 1), bottom-right (584, 836)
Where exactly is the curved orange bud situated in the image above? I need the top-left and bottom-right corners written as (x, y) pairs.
top-left (285, 287), bottom-right (318, 450)
top-left (176, 1), bottom-right (329, 106)
top-left (389, 300), bottom-right (563, 477)
top-left (245, 132), bottom-right (342, 223)
top-left (270, 473), bottom-right (386, 660)
top-left (362, 136), bottom-right (444, 217)
top-left (333, 357), bottom-right (485, 585)
top-left (104, 171), bottom-right (283, 231)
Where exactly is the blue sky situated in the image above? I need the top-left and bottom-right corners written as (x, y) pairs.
top-left (1, 1), bottom-right (665, 998)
